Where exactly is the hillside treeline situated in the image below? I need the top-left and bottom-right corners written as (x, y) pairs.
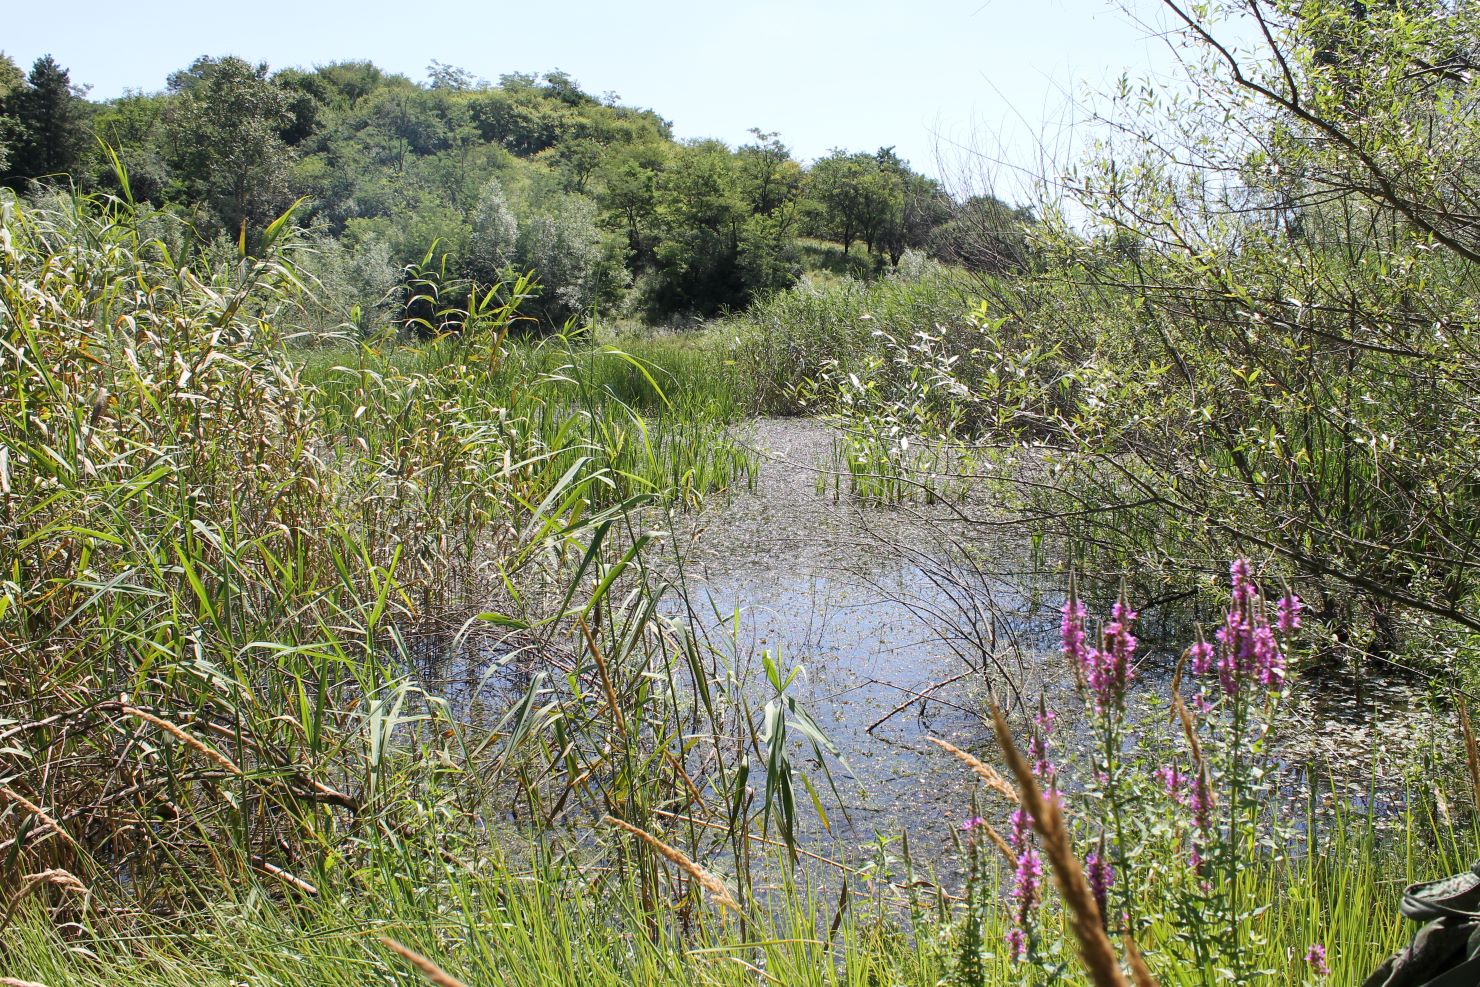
top-left (0, 53), bottom-right (1029, 327)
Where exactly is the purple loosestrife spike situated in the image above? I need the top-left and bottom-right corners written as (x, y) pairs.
top-left (1086, 841), bottom-right (1113, 925)
top-left (1029, 719), bottom-right (1057, 782)
top-left (961, 816), bottom-right (986, 832)
top-left (1278, 593), bottom-right (1303, 634)
top-left (1305, 943), bottom-right (1329, 977)
top-left (1010, 807), bottom-right (1032, 851)
top-left (1214, 562), bottom-right (1291, 695)
top-left (1008, 846), bottom-right (1043, 962)
top-left (1230, 559), bottom-right (1253, 602)
top-left (1190, 639), bottom-right (1214, 676)
top-left (1061, 595), bottom-right (1090, 677)
top-left (1155, 764), bottom-right (1188, 803)
top-left (1254, 624), bottom-right (1284, 687)
top-left (1087, 598), bottom-right (1139, 708)
top-left (1190, 773), bottom-right (1213, 833)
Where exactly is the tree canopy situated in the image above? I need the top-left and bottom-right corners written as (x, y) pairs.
top-left (0, 55), bottom-right (1023, 326)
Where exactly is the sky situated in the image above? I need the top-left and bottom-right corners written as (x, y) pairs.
top-left (3, 0), bottom-right (1190, 188)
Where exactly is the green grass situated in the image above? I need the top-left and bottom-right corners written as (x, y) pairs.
top-left (1, 799), bottom-right (1470, 985)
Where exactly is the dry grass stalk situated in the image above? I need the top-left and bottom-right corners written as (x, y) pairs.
top-left (663, 749), bottom-right (708, 810)
top-left (380, 937), bottom-right (470, 987)
top-left (928, 737), bottom-right (1019, 803)
top-left (604, 814), bottom-right (740, 912)
top-left (1169, 657), bottom-right (1205, 768)
top-left (1461, 698), bottom-right (1480, 811)
top-left (0, 788), bottom-right (77, 849)
top-left (1169, 659), bottom-right (1215, 814)
top-left (123, 706), bottom-right (241, 775)
top-left (974, 817), bottom-right (1018, 867)
top-left (989, 704), bottom-right (1143, 987)
top-left (580, 617), bottom-right (627, 735)
top-left (0, 869), bottom-right (90, 935)
top-left (1122, 932), bottom-right (1158, 987)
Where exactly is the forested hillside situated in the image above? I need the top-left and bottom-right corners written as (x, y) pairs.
top-left (0, 53), bottom-right (1028, 327)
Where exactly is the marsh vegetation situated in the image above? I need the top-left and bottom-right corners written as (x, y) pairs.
top-left (4, 2), bottom-right (1480, 985)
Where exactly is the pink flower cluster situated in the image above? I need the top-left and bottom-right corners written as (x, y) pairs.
top-left (1085, 846), bottom-right (1113, 922)
top-left (1206, 560), bottom-right (1301, 696)
top-left (1060, 594), bottom-right (1139, 709)
top-left (1007, 805), bottom-right (1041, 962)
top-left (1007, 710), bottom-right (1057, 963)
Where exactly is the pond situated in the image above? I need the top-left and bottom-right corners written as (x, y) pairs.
top-left (650, 417), bottom-right (1442, 864)
top-left (414, 416), bottom-right (1442, 877)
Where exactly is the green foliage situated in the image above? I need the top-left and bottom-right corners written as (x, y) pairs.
top-left (766, 0), bottom-right (1480, 657)
top-left (517, 192), bottom-right (613, 322)
top-left (0, 190), bottom-right (754, 913)
top-left (162, 56), bottom-right (296, 242)
top-left (0, 54), bottom-right (991, 324)
top-left (466, 175), bottom-right (519, 278)
top-left (4, 54), bottom-right (87, 188)
top-left (0, 53), bottom-right (29, 176)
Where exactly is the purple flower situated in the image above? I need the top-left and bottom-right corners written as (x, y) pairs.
top-left (1189, 772), bottom-right (1213, 833)
top-left (1086, 846), bottom-right (1113, 921)
top-left (1305, 943), bottom-right (1329, 976)
top-left (1009, 846), bottom-right (1043, 951)
top-left (1212, 560), bottom-right (1288, 696)
top-left (1189, 639), bottom-right (1214, 676)
top-left (1155, 764), bottom-right (1188, 802)
top-left (1080, 598), bottom-right (1138, 709)
top-left (1230, 559), bottom-right (1253, 601)
top-left (1006, 805), bottom-right (1042, 962)
top-left (960, 816), bottom-right (986, 832)
top-left (1009, 807), bottom-right (1032, 852)
top-left (1014, 846), bottom-right (1043, 896)
top-left (1061, 595), bottom-right (1090, 672)
top-left (1278, 593), bottom-right (1303, 634)
top-left (1029, 729), bottom-right (1056, 782)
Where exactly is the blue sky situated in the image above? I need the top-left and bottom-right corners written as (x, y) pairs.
top-left (4, 0), bottom-right (1186, 184)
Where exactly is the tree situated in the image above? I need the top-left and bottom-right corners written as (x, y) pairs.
top-left (648, 140), bottom-right (749, 314)
top-left (928, 193), bottom-right (1032, 274)
top-left (9, 55), bottom-right (86, 186)
top-left (805, 149), bottom-right (894, 255)
top-left (518, 193), bottom-right (609, 323)
top-left (272, 67), bottom-right (329, 147)
top-left (426, 60), bottom-right (478, 92)
top-left (164, 56), bottom-right (295, 242)
top-left (737, 129), bottom-right (803, 217)
top-left (1003, 0), bottom-right (1480, 639)
top-left (87, 90), bottom-right (170, 202)
top-left (869, 148), bottom-right (952, 266)
top-left (0, 53), bottom-right (24, 178)
top-left (467, 176), bottom-right (519, 278)
top-left (597, 141), bottom-right (666, 263)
